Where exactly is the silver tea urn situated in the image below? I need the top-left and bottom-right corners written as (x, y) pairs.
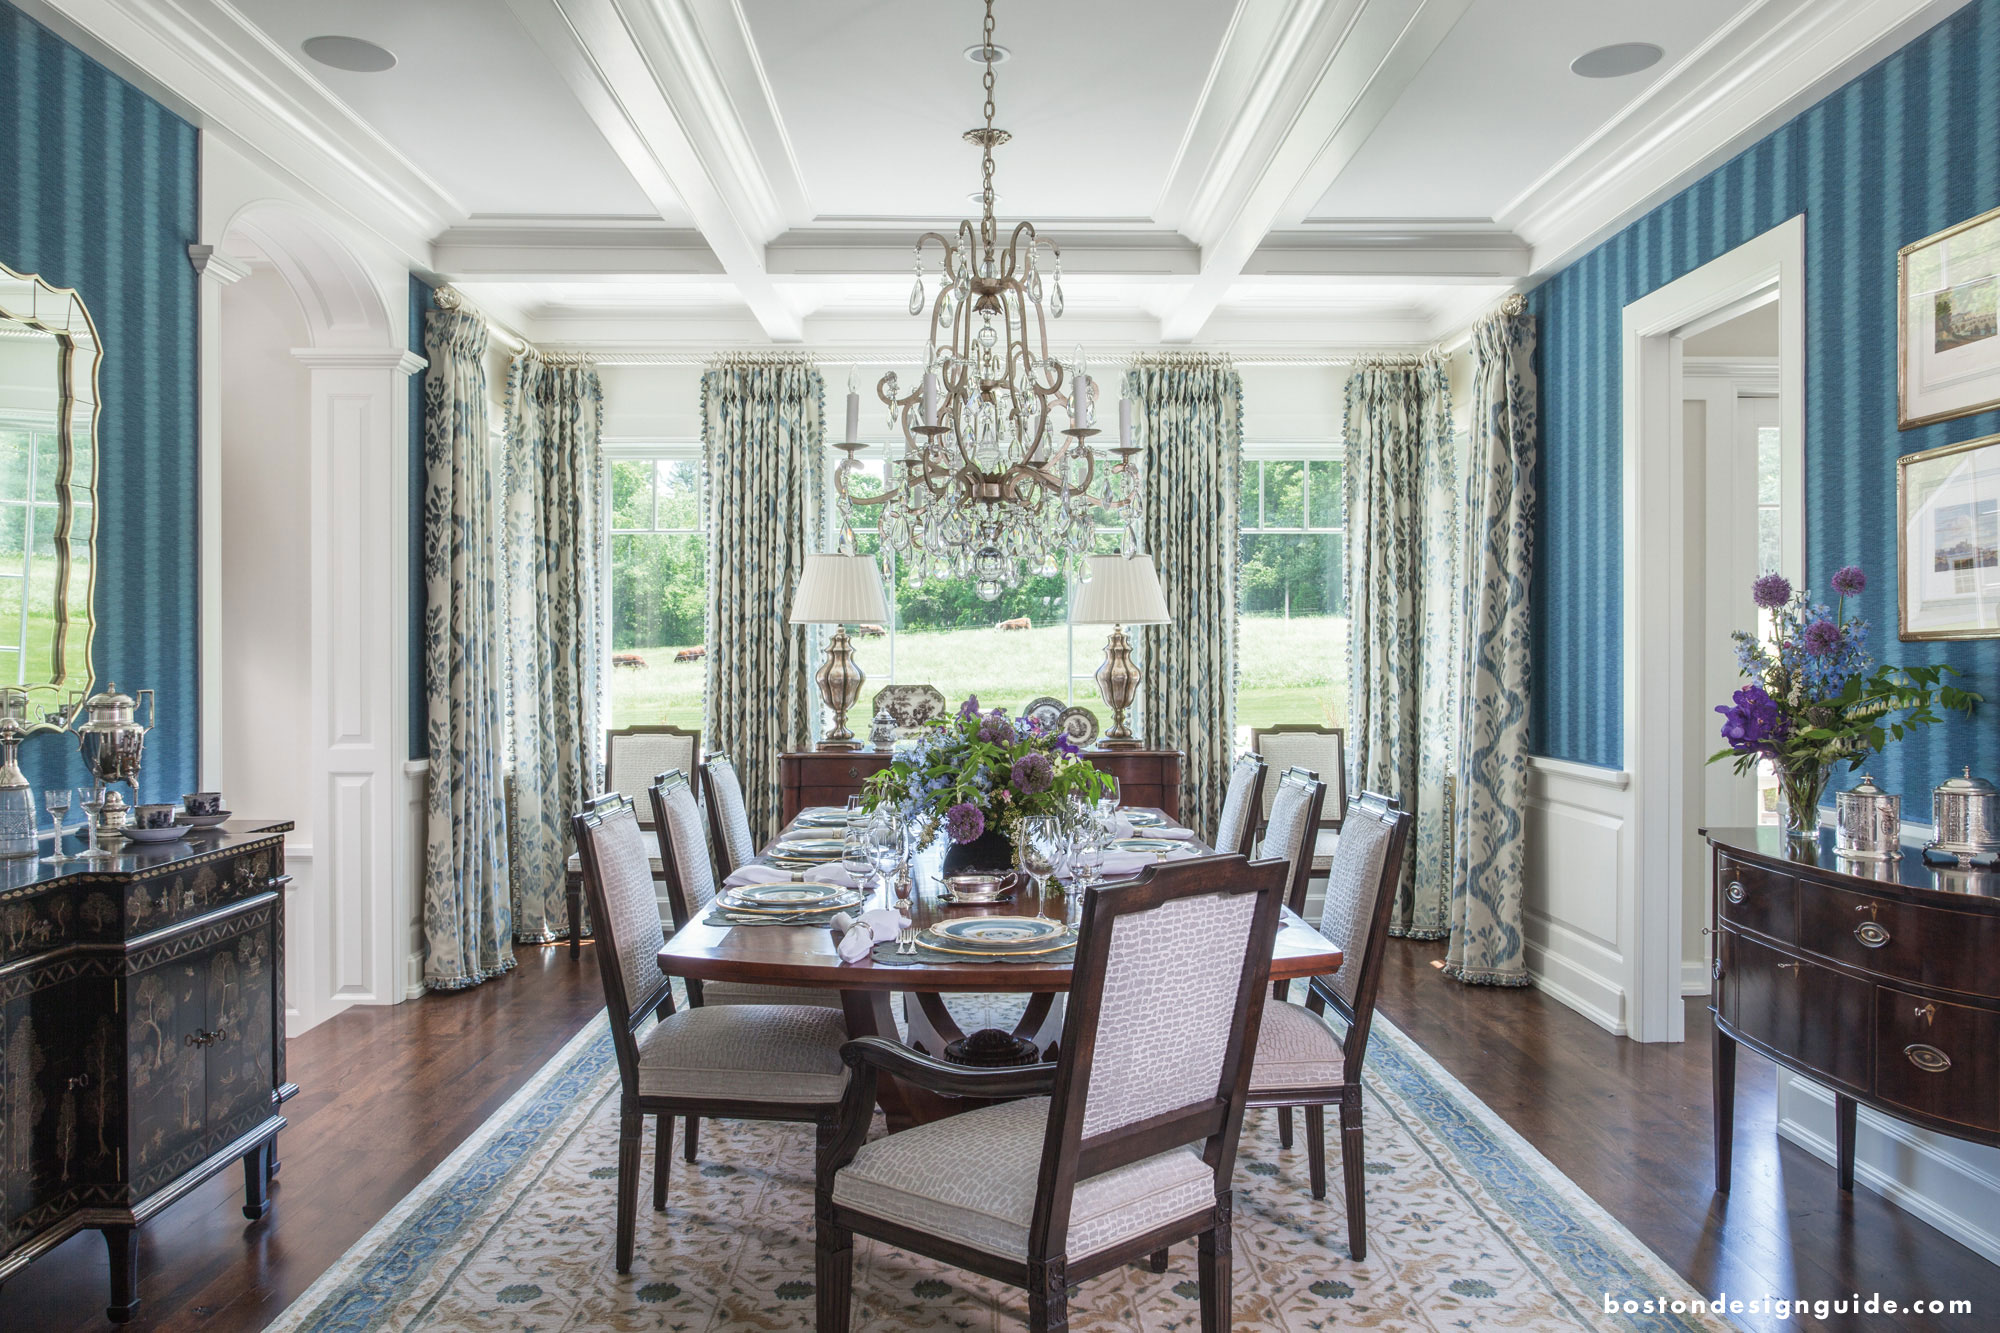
top-left (1835, 774), bottom-right (1900, 861)
top-left (72, 682), bottom-right (154, 797)
top-left (1925, 768), bottom-right (2000, 868)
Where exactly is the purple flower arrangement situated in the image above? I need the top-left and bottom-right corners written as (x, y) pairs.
top-left (1712, 566), bottom-right (1977, 833)
top-left (864, 696), bottom-right (1111, 845)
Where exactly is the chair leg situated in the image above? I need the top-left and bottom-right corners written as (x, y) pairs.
top-left (1339, 1089), bottom-right (1367, 1260)
top-left (1277, 1105), bottom-right (1293, 1149)
top-left (684, 1114), bottom-right (700, 1164)
top-left (1147, 1248), bottom-right (1169, 1273)
top-left (1305, 1105), bottom-right (1327, 1200)
top-left (1198, 1201), bottom-right (1232, 1333)
top-left (615, 1107), bottom-right (643, 1273)
top-left (1027, 1257), bottom-right (1069, 1333)
top-left (653, 1114), bottom-right (671, 1212)
top-left (815, 1218), bottom-right (853, 1332)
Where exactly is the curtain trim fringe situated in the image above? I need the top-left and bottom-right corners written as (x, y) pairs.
top-left (425, 958), bottom-right (520, 992)
top-left (1388, 926), bottom-right (1450, 941)
top-left (1439, 964), bottom-right (1532, 987)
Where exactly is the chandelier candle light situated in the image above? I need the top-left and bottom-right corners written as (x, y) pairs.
top-left (789, 554), bottom-right (892, 751)
top-left (1071, 553), bottom-right (1173, 748)
top-left (832, 0), bottom-right (1142, 601)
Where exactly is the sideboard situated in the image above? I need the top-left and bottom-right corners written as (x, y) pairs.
top-left (0, 819), bottom-right (294, 1322)
top-left (1706, 826), bottom-right (1999, 1197)
top-left (778, 747), bottom-right (1185, 825)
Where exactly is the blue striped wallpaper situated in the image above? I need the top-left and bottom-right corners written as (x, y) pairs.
top-left (1, 1), bottom-right (200, 799)
top-left (1529, 0), bottom-right (2000, 809)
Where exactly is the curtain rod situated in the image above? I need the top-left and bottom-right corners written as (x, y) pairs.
top-left (566, 348), bottom-right (1434, 368)
top-left (433, 285), bottom-right (529, 355)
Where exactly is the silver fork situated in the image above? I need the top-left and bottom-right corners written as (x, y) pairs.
top-left (898, 927), bottom-right (916, 955)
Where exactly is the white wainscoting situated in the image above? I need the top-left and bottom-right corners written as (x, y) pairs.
top-left (1523, 756), bottom-right (1634, 1035)
top-left (1776, 1073), bottom-right (2000, 1266)
top-left (403, 758), bottom-right (429, 999)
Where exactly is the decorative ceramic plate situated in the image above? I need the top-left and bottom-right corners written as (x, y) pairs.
top-left (1056, 705), bottom-right (1099, 746)
top-left (722, 882), bottom-right (852, 909)
top-left (924, 916), bottom-right (1069, 950)
top-left (771, 837), bottom-right (845, 860)
top-left (1021, 696), bottom-right (1066, 731)
top-left (183, 810), bottom-right (232, 828)
top-left (120, 823), bottom-right (192, 844)
top-left (1109, 837), bottom-right (1181, 854)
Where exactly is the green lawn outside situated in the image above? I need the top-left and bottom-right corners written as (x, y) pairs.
top-left (609, 614), bottom-right (1347, 739)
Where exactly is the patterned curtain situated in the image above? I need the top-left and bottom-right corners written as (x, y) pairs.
top-left (1407, 358), bottom-right (1460, 939)
top-left (701, 359), bottom-right (824, 846)
top-left (1445, 300), bottom-right (1538, 986)
top-left (421, 309), bottom-right (514, 989)
top-left (1343, 357), bottom-right (1452, 925)
top-left (503, 352), bottom-right (605, 944)
top-left (1124, 356), bottom-right (1242, 842)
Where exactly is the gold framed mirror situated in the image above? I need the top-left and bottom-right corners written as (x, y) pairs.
top-left (0, 259), bottom-right (98, 694)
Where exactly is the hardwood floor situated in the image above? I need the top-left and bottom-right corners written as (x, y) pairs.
top-left (5, 937), bottom-right (1994, 1330)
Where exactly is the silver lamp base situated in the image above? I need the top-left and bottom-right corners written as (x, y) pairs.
top-left (1094, 624), bottom-right (1143, 749)
top-left (816, 626), bottom-right (866, 751)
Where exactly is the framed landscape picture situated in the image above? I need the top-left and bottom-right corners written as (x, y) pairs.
top-left (1899, 206), bottom-right (2000, 428)
top-left (1898, 432), bottom-right (2000, 639)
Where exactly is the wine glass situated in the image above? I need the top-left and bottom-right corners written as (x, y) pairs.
top-left (1097, 775), bottom-right (1121, 817)
top-left (840, 826), bottom-right (871, 890)
top-left (1018, 815), bottom-right (1058, 918)
top-left (863, 818), bottom-right (903, 906)
top-left (41, 787), bottom-right (73, 865)
top-left (1072, 822), bottom-right (1106, 895)
top-left (1047, 833), bottom-right (1079, 914)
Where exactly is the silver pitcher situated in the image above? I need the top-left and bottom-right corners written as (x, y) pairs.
top-left (0, 689), bottom-right (40, 858)
top-left (71, 682), bottom-right (154, 794)
top-left (1926, 768), bottom-right (2000, 868)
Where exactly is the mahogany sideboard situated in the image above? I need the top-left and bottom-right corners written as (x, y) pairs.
top-left (779, 747), bottom-right (1184, 825)
top-left (0, 819), bottom-right (294, 1322)
top-left (1707, 826), bottom-right (2000, 1197)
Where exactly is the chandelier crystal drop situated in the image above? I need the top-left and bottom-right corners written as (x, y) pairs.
top-left (832, 0), bottom-right (1139, 601)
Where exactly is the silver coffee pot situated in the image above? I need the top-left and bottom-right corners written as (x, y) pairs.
top-left (71, 682), bottom-right (155, 794)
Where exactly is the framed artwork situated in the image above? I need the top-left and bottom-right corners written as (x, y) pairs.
top-left (1899, 205), bottom-right (2000, 428)
top-left (1898, 431), bottom-right (2000, 639)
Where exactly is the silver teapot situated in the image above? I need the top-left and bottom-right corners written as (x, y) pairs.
top-left (71, 682), bottom-right (155, 792)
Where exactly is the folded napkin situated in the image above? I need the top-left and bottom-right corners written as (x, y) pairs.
top-left (1110, 813), bottom-right (1136, 840)
top-left (1099, 850), bottom-right (1156, 876)
top-left (833, 906), bottom-right (911, 963)
top-left (1151, 824), bottom-right (1198, 840)
top-left (722, 863), bottom-right (862, 889)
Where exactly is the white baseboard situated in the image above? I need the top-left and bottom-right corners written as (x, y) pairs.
top-left (1524, 936), bottom-right (1627, 1036)
top-left (1776, 1073), bottom-right (2000, 1267)
top-left (1681, 959), bottom-right (1713, 997)
top-left (406, 950), bottom-right (426, 1001)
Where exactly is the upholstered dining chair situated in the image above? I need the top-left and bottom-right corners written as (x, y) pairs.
top-left (572, 793), bottom-right (849, 1274)
top-left (699, 752), bottom-right (759, 876)
top-left (816, 853), bottom-right (1289, 1333)
top-left (1213, 752), bottom-right (1268, 858)
top-left (1252, 725), bottom-right (1345, 881)
top-left (606, 724), bottom-right (700, 828)
top-left (1259, 766), bottom-right (1328, 920)
top-left (1245, 792), bottom-right (1410, 1261)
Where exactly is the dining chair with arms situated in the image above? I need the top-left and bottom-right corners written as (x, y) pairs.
top-left (607, 725), bottom-right (700, 827)
top-left (815, 852), bottom-right (1289, 1333)
top-left (572, 793), bottom-right (849, 1274)
top-left (1244, 792), bottom-right (1411, 1260)
top-left (700, 752), bottom-right (760, 876)
top-left (1251, 725), bottom-right (1345, 881)
top-left (1212, 752), bottom-right (1268, 858)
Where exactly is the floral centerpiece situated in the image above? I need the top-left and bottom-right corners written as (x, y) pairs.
top-left (862, 695), bottom-right (1113, 870)
top-left (1711, 566), bottom-right (1978, 837)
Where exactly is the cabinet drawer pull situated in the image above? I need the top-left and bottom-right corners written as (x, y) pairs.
top-left (1775, 962), bottom-right (1801, 971)
top-left (1854, 921), bottom-right (1891, 948)
top-left (1726, 880), bottom-right (1746, 904)
top-left (1905, 1043), bottom-right (1952, 1074)
top-left (182, 1028), bottom-right (229, 1049)
top-left (1712, 956), bottom-right (1723, 980)
top-left (1915, 1003), bottom-right (1936, 1025)
top-left (65, 1073), bottom-right (90, 1091)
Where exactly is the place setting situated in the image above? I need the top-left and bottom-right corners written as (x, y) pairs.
top-left (866, 911), bottom-right (1078, 967)
top-left (703, 878), bottom-right (868, 927)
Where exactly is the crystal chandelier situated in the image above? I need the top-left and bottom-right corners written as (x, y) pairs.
top-left (832, 0), bottom-right (1138, 602)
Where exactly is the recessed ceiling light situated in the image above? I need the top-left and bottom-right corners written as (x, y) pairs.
top-left (302, 35), bottom-right (398, 73)
top-left (1570, 42), bottom-right (1663, 78)
top-left (963, 42), bottom-right (1010, 64)
top-left (969, 190), bottom-right (999, 205)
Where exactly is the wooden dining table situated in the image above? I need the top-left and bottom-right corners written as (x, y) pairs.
top-left (655, 808), bottom-right (1344, 1128)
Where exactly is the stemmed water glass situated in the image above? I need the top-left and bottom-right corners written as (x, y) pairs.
top-left (1018, 815), bottom-right (1059, 918)
top-left (1071, 822), bottom-right (1105, 896)
top-left (1097, 776), bottom-right (1121, 818)
top-left (41, 787), bottom-right (73, 865)
top-left (863, 817), bottom-right (903, 907)
top-left (840, 826), bottom-right (872, 890)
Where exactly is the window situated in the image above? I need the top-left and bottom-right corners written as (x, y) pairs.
top-left (1237, 450), bottom-right (1347, 733)
top-left (604, 449), bottom-right (706, 730)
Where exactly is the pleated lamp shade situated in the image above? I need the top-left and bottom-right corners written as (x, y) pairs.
top-left (788, 553), bottom-right (891, 625)
top-left (1071, 554), bottom-right (1172, 625)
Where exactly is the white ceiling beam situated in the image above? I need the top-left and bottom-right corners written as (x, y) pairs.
top-left (1246, 230), bottom-right (1527, 282)
top-left (434, 223), bottom-right (722, 280)
top-left (504, 0), bottom-right (805, 340)
top-left (1156, 0), bottom-right (1476, 343)
top-left (765, 229), bottom-right (1201, 279)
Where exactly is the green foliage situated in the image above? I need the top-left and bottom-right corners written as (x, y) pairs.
top-left (1710, 663), bottom-right (1981, 776)
top-left (862, 703), bottom-right (1112, 844)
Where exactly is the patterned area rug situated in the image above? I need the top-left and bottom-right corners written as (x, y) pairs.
top-left (267, 1003), bottom-right (1732, 1332)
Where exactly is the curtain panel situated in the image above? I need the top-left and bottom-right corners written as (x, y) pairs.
top-left (701, 360), bottom-right (824, 846)
top-left (1343, 357), bottom-right (1453, 927)
top-left (1445, 300), bottom-right (1538, 986)
top-left (420, 308), bottom-right (514, 990)
top-left (1408, 358), bottom-right (1462, 940)
top-left (503, 352), bottom-right (605, 944)
top-left (1124, 356), bottom-right (1242, 842)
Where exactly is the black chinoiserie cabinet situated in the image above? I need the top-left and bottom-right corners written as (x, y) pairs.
top-left (0, 819), bottom-right (294, 1322)
top-left (1707, 826), bottom-right (2000, 1198)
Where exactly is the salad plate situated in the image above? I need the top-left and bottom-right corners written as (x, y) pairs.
top-left (1109, 837), bottom-right (1181, 854)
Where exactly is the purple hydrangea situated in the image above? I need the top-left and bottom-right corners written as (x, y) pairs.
top-left (977, 710), bottom-right (1016, 744)
top-left (957, 694), bottom-right (981, 719)
top-left (1716, 684), bottom-right (1786, 754)
top-left (943, 800), bottom-right (986, 844)
top-left (1009, 751), bottom-right (1054, 796)
top-left (1802, 617), bottom-right (1844, 657)
top-left (1752, 572), bottom-right (1793, 610)
top-left (1831, 565), bottom-right (1867, 597)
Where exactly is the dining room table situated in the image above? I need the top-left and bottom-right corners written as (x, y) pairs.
top-left (654, 806), bottom-right (1344, 1129)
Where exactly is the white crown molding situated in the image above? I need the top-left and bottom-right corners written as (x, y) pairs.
top-left (434, 224), bottom-right (723, 280)
top-left (1501, 0), bottom-right (1973, 275)
top-left (24, 0), bottom-right (463, 265)
top-left (186, 243), bottom-right (250, 286)
top-left (1683, 354), bottom-right (1781, 386)
top-left (291, 347), bottom-right (429, 375)
top-left (1246, 230), bottom-right (1527, 281)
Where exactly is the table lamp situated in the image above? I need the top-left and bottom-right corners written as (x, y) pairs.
top-left (1070, 553), bottom-right (1173, 749)
top-left (789, 553), bottom-right (892, 750)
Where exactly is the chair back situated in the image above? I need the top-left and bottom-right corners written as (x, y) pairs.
top-left (605, 725), bottom-right (699, 828)
top-left (572, 795), bottom-right (674, 1089)
top-left (1212, 753), bottom-right (1268, 858)
top-left (1260, 766), bottom-right (1328, 916)
top-left (1308, 791), bottom-right (1411, 1071)
top-left (1252, 726), bottom-right (1346, 830)
top-left (700, 752), bottom-right (758, 874)
top-left (1028, 854), bottom-right (1287, 1257)
top-left (647, 770), bottom-right (718, 931)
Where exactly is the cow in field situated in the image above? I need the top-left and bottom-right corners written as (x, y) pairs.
top-left (613, 653), bottom-right (648, 670)
top-left (674, 646), bottom-right (707, 663)
top-left (999, 616), bottom-right (1032, 631)
top-left (856, 623), bottom-right (887, 638)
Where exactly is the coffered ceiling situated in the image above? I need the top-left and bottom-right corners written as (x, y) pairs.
top-left (22, 0), bottom-right (1973, 352)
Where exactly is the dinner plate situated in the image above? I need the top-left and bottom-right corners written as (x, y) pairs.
top-left (914, 936), bottom-right (1076, 958)
top-left (924, 916), bottom-right (1069, 949)
top-left (722, 882), bottom-right (853, 909)
top-left (1109, 837), bottom-right (1181, 853)
top-left (795, 810), bottom-right (853, 828)
top-left (772, 837), bottom-right (845, 860)
top-left (1124, 810), bottom-right (1165, 827)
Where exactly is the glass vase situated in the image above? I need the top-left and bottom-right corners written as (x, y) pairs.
top-left (1776, 762), bottom-right (1829, 842)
